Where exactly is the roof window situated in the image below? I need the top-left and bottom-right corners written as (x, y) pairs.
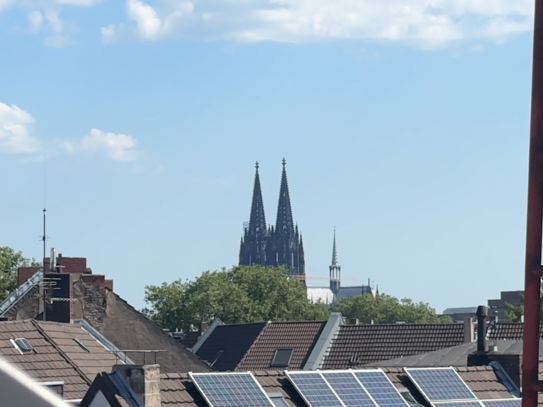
top-left (270, 348), bottom-right (293, 368)
top-left (209, 350), bottom-right (224, 367)
top-left (12, 338), bottom-right (33, 353)
top-left (268, 392), bottom-right (289, 407)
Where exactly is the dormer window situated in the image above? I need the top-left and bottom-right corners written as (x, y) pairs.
top-left (12, 338), bottom-right (33, 353)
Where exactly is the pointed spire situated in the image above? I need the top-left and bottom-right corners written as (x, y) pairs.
top-left (248, 161), bottom-right (267, 236)
top-left (331, 227), bottom-right (339, 267)
top-left (275, 158), bottom-right (294, 234)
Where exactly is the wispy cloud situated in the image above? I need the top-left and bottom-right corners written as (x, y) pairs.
top-left (101, 0), bottom-right (535, 47)
top-left (0, 101), bottom-right (149, 166)
top-left (60, 128), bottom-right (143, 162)
top-left (0, 102), bottom-right (40, 154)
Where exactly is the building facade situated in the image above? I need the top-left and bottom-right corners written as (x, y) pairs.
top-left (239, 160), bottom-right (305, 281)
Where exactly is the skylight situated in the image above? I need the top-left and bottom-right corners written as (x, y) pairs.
top-left (210, 350), bottom-right (224, 367)
top-left (270, 348), bottom-right (293, 368)
top-left (13, 338), bottom-right (33, 353)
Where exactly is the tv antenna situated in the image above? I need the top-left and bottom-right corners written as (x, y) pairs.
top-left (39, 155), bottom-right (49, 262)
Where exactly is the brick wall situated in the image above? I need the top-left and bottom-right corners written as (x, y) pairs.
top-left (467, 352), bottom-right (522, 388)
top-left (17, 267), bottom-right (41, 286)
top-left (43, 256), bottom-right (87, 274)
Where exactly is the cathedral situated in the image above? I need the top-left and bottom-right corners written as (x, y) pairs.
top-left (239, 159), bottom-right (305, 282)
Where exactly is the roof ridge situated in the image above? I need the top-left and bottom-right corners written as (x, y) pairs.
top-left (31, 319), bottom-right (93, 386)
top-left (235, 321), bottom-right (270, 370)
top-left (269, 320), bottom-right (327, 325)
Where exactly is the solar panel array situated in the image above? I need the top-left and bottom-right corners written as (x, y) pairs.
top-left (404, 368), bottom-right (477, 403)
top-left (286, 370), bottom-right (409, 407)
top-left (189, 372), bottom-right (274, 407)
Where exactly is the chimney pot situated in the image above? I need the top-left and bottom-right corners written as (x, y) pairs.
top-left (476, 305), bottom-right (488, 352)
top-left (464, 317), bottom-right (474, 343)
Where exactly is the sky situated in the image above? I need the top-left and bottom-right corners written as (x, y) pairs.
top-left (0, 0), bottom-right (537, 313)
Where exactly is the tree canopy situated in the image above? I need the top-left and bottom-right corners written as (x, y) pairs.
top-left (0, 246), bottom-right (41, 302)
top-left (144, 265), bottom-right (450, 330)
top-left (144, 265), bottom-right (330, 331)
top-left (330, 292), bottom-right (451, 324)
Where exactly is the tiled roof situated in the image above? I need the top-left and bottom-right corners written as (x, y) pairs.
top-left (38, 321), bottom-right (119, 379)
top-left (0, 320), bottom-right (91, 400)
top-left (322, 323), bottom-right (465, 368)
top-left (486, 322), bottom-right (543, 340)
top-left (238, 321), bottom-right (326, 371)
top-left (158, 366), bottom-right (515, 407)
top-left (0, 319), bottom-right (120, 400)
top-left (195, 322), bottom-right (267, 371)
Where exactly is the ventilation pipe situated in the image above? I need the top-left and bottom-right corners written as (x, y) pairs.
top-left (476, 305), bottom-right (488, 352)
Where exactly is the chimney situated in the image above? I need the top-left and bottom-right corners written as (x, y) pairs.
top-left (199, 321), bottom-right (208, 334)
top-left (50, 248), bottom-right (56, 272)
top-left (476, 305), bottom-right (488, 352)
top-left (114, 364), bottom-right (161, 407)
top-left (464, 317), bottom-right (474, 343)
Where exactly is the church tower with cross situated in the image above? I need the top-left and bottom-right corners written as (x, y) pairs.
top-left (239, 159), bottom-right (305, 281)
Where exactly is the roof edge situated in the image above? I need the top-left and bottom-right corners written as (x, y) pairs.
top-left (303, 312), bottom-right (344, 370)
top-left (191, 317), bottom-right (224, 354)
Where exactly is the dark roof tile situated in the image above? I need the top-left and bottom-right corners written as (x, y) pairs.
top-left (323, 323), bottom-right (466, 368)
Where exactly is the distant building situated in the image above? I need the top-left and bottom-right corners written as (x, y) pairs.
top-left (442, 307), bottom-right (478, 323)
top-left (306, 230), bottom-right (372, 304)
top-left (487, 290), bottom-right (524, 321)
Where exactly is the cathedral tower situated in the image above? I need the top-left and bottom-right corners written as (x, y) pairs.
top-left (239, 159), bottom-right (305, 281)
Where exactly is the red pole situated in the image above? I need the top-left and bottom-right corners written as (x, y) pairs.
top-left (522, 0), bottom-right (543, 405)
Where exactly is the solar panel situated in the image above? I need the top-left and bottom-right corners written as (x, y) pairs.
top-left (404, 368), bottom-right (477, 403)
top-left (286, 372), bottom-right (344, 407)
top-left (353, 370), bottom-right (410, 407)
top-left (481, 399), bottom-right (522, 407)
top-left (190, 372), bottom-right (275, 407)
top-left (321, 372), bottom-right (377, 407)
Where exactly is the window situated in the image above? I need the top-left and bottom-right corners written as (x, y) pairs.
top-left (268, 392), bottom-right (289, 407)
top-left (12, 338), bottom-right (33, 353)
top-left (209, 350), bottom-right (224, 367)
top-left (40, 382), bottom-right (64, 397)
top-left (270, 348), bottom-right (293, 368)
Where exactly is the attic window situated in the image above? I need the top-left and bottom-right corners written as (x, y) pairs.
top-left (268, 392), bottom-right (289, 407)
top-left (270, 348), bottom-right (293, 368)
top-left (12, 338), bottom-right (33, 353)
top-left (73, 338), bottom-right (89, 352)
top-left (210, 350), bottom-right (224, 367)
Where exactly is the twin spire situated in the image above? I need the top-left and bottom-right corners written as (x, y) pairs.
top-left (247, 158), bottom-right (296, 237)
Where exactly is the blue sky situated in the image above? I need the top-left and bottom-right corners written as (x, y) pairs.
top-left (0, 0), bottom-right (536, 313)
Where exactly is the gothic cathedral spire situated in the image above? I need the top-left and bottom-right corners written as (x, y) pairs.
top-left (239, 162), bottom-right (269, 266)
top-left (239, 159), bottom-right (305, 283)
top-left (329, 228), bottom-right (341, 295)
top-left (275, 158), bottom-right (294, 235)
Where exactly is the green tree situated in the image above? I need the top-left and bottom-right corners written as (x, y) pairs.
top-left (144, 265), bottom-right (330, 331)
top-left (0, 247), bottom-right (41, 302)
top-left (330, 293), bottom-right (452, 324)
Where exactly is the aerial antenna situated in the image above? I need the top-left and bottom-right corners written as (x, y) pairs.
top-left (40, 154), bottom-right (48, 263)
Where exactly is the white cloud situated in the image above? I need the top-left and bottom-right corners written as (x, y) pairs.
top-left (28, 10), bottom-right (43, 32)
top-left (61, 128), bottom-right (143, 162)
top-left (0, 102), bottom-right (40, 154)
top-left (102, 0), bottom-right (535, 46)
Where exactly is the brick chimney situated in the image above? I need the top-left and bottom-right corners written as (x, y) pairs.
top-left (113, 364), bottom-right (161, 407)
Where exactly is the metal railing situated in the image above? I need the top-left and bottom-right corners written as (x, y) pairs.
top-left (0, 269), bottom-right (44, 316)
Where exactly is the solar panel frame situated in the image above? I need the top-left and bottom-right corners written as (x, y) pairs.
top-left (352, 369), bottom-right (410, 407)
top-left (285, 370), bottom-right (346, 407)
top-left (432, 402), bottom-right (484, 407)
top-left (189, 371), bottom-right (275, 407)
top-left (404, 367), bottom-right (478, 404)
top-left (480, 399), bottom-right (522, 407)
top-left (320, 370), bottom-right (379, 407)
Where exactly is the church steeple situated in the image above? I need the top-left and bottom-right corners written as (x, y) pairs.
top-left (248, 161), bottom-right (267, 236)
top-left (330, 228), bottom-right (341, 296)
top-left (275, 158), bottom-right (294, 235)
